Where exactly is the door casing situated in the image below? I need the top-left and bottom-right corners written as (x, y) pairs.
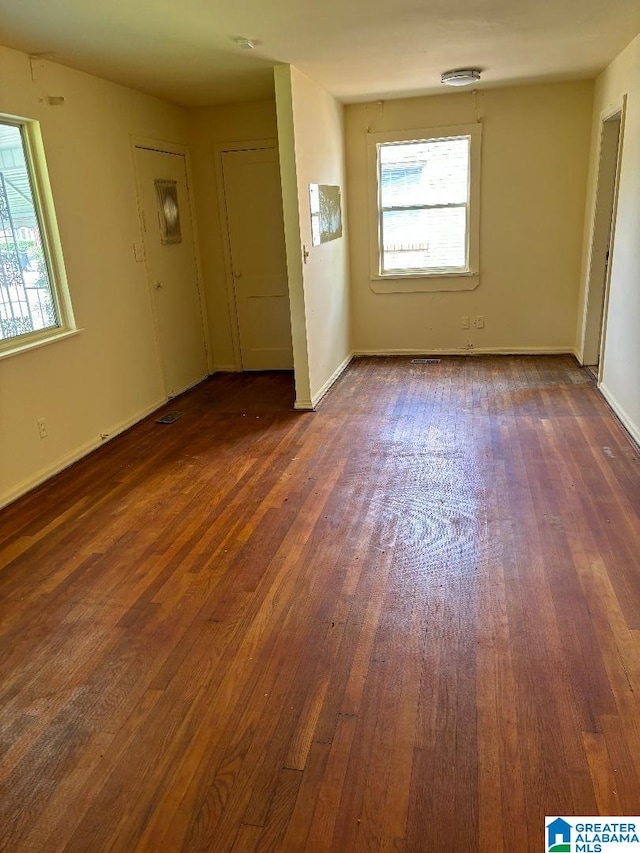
top-left (580, 98), bottom-right (626, 380)
top-left (132, 137), bottom-right (210, 396)
top-left (215, 138), bottom-right (292, 372)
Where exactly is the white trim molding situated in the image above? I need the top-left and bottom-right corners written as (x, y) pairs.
top-left (0, 115), bottom-right (77, 359)
top-left (353, 346), bottom-right (575, 357)
top-left (294, 351), bottom-right (354, 410)
top-left (214, 138), bottom-right (280, 372)
top-left (210, 364), bottom-right (242, 374)
top-left (367, 122), bottom-right (482, 293)
top-left (0, 397), bottom-right (167, 510)
top-left (598, 383), bottom-right (640, 447)
top-left (130, 136), bottom-right (212, 379)
top-left (311, 352), bottom-right (354, 408)
top-left (577, 95), bottom-right (627, 373)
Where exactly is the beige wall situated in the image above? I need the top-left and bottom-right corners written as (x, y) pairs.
top-left (274, 67), bottom-right (311, 406)
top-left (274, 65), bottom-right (351, 408)
top-left (187, 100), bottom-right (279, 369)
top-left (3, 39), bottom-right (633, 508)
top-left (345, 81), bottom-right (594, 354)
top-left (577, 33), bottom-right (640, 444)
top-left (0, 45), bottom-right (191, 507)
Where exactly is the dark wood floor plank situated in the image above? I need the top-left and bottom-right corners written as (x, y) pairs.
top-left (252, 768), bottom-right (303, 852)
top-left (1, 358), bottom-right (639, 852)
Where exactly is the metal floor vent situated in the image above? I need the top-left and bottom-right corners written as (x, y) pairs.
top-left (156, 411), bottom-right (185, 424)
top-left (411, 358), bottom-right (441, 365)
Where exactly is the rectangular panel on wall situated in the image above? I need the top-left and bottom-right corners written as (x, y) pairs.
top-left (309, 184), bottom-right (342, 246)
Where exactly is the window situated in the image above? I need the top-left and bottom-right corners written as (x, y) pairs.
top-left (379, 137), bottom-right (469, 274)
top-left (0, 117), bottom-right (75, 355)
top-left (368, 123), bottom-right (481, 293)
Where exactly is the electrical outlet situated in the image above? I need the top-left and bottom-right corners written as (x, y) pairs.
top-left (474, 315), bottom-right (485, 329)
top-left (37, 418), bottom-right (48, 439)
top-left (461, 316), bottom-right (470, 330)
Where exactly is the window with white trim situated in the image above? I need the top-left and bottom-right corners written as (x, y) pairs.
top-left (0, 117), bottom-right (74, 354)
top-left (368, 124), bottom-right (481, 293)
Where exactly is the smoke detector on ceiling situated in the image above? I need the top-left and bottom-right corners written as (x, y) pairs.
top-left (441, 69), bottom-right (482, 87)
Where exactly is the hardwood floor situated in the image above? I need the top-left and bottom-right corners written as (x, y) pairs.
top-left (1, 356), bottom-right (639, 852)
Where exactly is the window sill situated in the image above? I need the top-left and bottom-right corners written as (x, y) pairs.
top-left (0, 328), bottom-right (82, 361)
top-left (370, 272), bottom-right (479, 293)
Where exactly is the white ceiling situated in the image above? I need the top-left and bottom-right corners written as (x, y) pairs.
top-left (0, 0), bottom-right (639, 107)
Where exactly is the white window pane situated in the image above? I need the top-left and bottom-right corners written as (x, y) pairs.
top-left (382, 206), bottom-right (467, 272)
top-left (0, 122), bottom-right (59, 341)
top-left (380, 137), bottom-right (470, 208)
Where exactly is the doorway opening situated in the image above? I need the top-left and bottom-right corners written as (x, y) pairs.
top-left (581, 101), bottom-right (625, 381)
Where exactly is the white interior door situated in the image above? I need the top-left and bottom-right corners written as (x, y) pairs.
top-left (135, 146), bottom-right (208, 397)
top-left (221, 146), bottom-right (293, 370)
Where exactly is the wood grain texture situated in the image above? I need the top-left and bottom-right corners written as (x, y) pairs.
top-left (1, 357), bottom-right (639, 851)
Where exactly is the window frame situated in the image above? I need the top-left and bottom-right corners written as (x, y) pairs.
top-left (0, 115), bottom-right (76, 359)
top-left (367, 123), bottom-right (482, 293)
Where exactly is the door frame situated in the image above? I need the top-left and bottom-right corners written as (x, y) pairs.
top-left (131, 136), bottom-right (211, 391)
top-left (579, 97), bottom-right (626, 382)
top-left (215, 138), bottom-right (280, 372)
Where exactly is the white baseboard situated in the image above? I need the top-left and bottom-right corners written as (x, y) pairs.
top-left (310, 352), bottom-right (354, 409)
top-left (598, 383), bottom-right (640, 447)
top-left (353, 346), bottom-right (575, 357)
top-left (0, 397), bottom-right (167, 510)
top-left (210, 364), bottom-right (241, 374)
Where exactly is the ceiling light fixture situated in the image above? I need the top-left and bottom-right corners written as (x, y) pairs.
top-left (441, 69), bottom-right (482, 87)
top-left (234, 37), bottom-right (257, 50)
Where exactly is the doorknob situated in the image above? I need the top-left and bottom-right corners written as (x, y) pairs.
top-left (154, 281), bottom-right (164, 290)
top-left (233, 270), bottom-right (242, 278)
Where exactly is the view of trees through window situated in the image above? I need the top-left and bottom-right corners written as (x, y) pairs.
top-left (0, 122), bottom-right (58, 342)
